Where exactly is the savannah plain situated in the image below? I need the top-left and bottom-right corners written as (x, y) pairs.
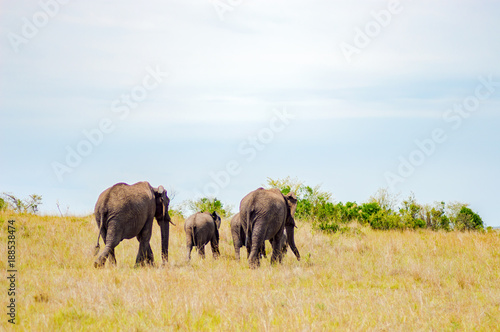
top-left (1, 209), bottom-right (499, 331)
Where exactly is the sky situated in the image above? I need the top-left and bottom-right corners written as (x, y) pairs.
top-left (1, 0), bottom-right (499, 226)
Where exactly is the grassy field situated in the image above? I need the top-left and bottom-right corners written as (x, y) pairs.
top-left (1, 210), bottom-right (499, 331)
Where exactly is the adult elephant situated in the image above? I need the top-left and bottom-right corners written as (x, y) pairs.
top-left (239, 187), bottom-right (299, 268)
top-left (93, 181), bottom-right (172, 268)
top-left (184, 211), bottom-right (221, 260)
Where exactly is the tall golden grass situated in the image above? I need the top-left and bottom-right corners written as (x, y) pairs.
top-left (1, 210), bottom-right (499, 331)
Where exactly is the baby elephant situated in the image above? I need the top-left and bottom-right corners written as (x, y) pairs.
top-left (184, 211), bottom-right (221, 260)
top-left (230, 213), bottom-right (266, 260)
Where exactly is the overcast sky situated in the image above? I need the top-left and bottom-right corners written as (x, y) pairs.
top-left (1, 1), bottom-right (499, 226)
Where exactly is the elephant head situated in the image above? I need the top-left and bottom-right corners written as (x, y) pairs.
top-left (154, 185), bottom-right (172, 263)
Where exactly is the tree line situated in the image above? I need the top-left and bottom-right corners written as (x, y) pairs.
top-left (2, 177), bottom-right (485, 233)
top-left (184, 177), bottom-right (484, 232)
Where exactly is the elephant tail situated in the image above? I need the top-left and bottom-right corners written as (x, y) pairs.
top-left (191, 226), bottom-right (197, 248)
top-left (93, 214), bottom-right (105, 256)
top-left (244, 209), bottom-right (254, 248)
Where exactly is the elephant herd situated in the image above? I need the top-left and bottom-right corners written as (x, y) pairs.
top-left (93, 181), bottom-right (301, 269)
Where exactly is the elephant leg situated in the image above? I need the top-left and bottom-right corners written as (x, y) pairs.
top-left (245, 230), bottom-right (252, 261)
top-left (108, 248), bottom-right (117, 266)
top-left (260, 242), bottom-right (267, 258)
top-left (135, 223), bottom-right (154, 267)
top-left (94, 240), bottom-right (120, 268)
top-left (248, 232), bottom-right (265, 269)
top-left (145, 244), bottom-right (154, 265)
top-left (270, 232), bottom-right (285, 265)
top-left (186, 230), bottom-right (194, 261)
top-left (186, 244), bottom-right (193, 261)
top-left (104, 233), bottom-right (117, 266)
top-left (135, 242), bottom-right (154, 267)
top-left (94, 225), bottom-right (121, 268)
top-left (198, 246), bottom-right (206, 259)
top-left (135, 239), bottom-right (149, 267)
top-left (234, 243), bottom-right (241, 260)
top-left (232, 230), bottom-right (242, 260)
top-left (211, 238), bottom-right (220, 259)
top-left (282, 242), bottom-right (288, 257)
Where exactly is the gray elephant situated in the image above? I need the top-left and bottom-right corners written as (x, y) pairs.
top-left (230, 212), bottom-right (266, 260)
top-left (184, 211), bottom-right (221, 260)
top-left (239, 187), bottom-right (299, 268)
top-left (93, 181), bottom-right (172, 268)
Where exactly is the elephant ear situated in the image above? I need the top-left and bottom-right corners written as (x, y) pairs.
top-left (211, 211), bottom-right (221, 229)
top-left (284, 192), bottom-right (298, 227)
top-left (154, 186), bottom-right (166, 219)
top-left (211, 211), bottom-right (221, 242)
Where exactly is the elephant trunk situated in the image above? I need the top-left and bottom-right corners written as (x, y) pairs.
top-left (286, 224), bottom-right (300, 261)
top-left (160, 219), bottom-right (170, 264)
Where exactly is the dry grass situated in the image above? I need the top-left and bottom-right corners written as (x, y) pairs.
top-left (1, 210), bottom-right (499, 331)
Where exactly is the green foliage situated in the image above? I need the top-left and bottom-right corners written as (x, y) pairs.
top-left (265, 177), bottom-right (333, 221)
top-left (0, 197), bottom-right (6, 211)
top-left (369, 210), bottom-right (404, 230)
top-left (266, 177), bottom-right (484, 233)
top-left (184, 197), bottom-right (231, 218)
top-left (455, 206), bottom-right (484, 231)
top-left (167, 207), bottom-right (185, 219)
top-left (360, 202), bottom-right (381, 223)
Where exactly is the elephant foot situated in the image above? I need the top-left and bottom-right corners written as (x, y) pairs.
top-left (94, 261), bottom-right (105, 268)
top-left (249, 259), bottom-right (260, 269)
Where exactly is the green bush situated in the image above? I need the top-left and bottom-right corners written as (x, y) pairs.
top-left (368, 210), bottom-right (404, 230)
top-left (455, 207), bottom-right (484, 231)
top-left (359, 202), bottom-right (381, 224)
top-left (313, 219), bottom-right (340, 233)
top-left (184, 197), bottom-right (231, 218)
top-left (266, 177), bottom-right (484, 233)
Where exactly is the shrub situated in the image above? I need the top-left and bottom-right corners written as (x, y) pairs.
top-left (368, 210), bottom-right (404, 230)
top-left (184, 197), bottom-right (231, 218)
top-left (359, 202), bottom-right (381, 224)
top-left (455, 207), bottom-right (484, 231)
top-left (266, 177), bottom-right (333, 221)
top-left (313, 219), bottom-right (340, 233)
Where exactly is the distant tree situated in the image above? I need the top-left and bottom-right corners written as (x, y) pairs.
top-left (369, 188), bottom-right (400, 212)
top-left (446, 202), bottom-right (465, 218)
top-left (420, 202), bottom-right (450, 231)
top-left (2, 193), bottom-right (42, 214)
top-left (266, 176), bottom-right (305, 197)
top-left (184, 197), bottom-right (231, 218)
top-left (265, 177), bottom-right (333, 220)
top-left (455, 207), bottom-right (483, 231)
top-left (25, 194), bottom-right (42, 214)
top-left (3, 193), bottom-right (25, 212)
top-left (399, 193), bottom-right (425, 229)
